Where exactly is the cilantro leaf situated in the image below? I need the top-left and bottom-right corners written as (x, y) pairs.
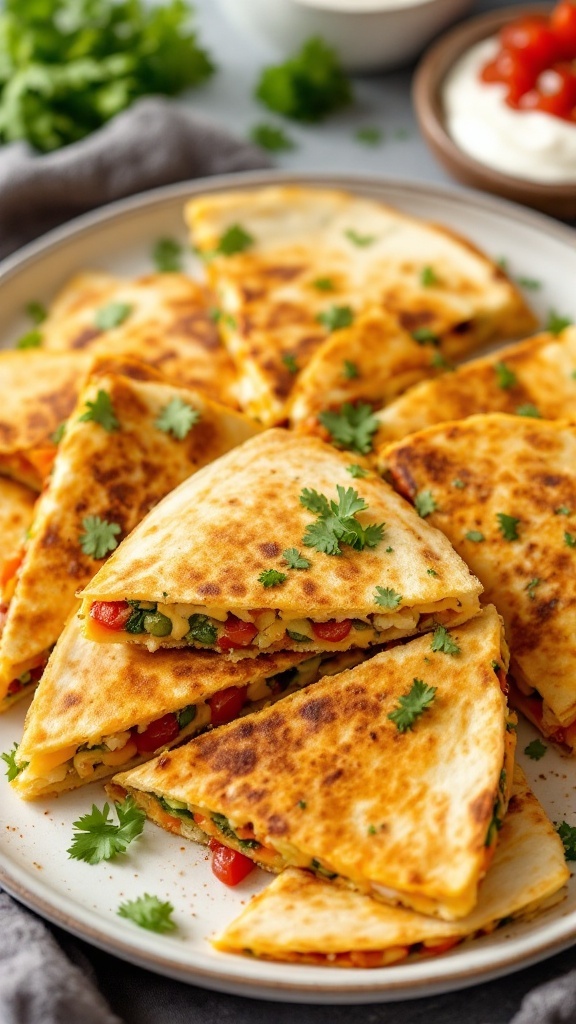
top-left (565, 531), bottom-right (576, 548)
top-left (283, 548), bottom-right (310, 570)
top-left (374, 587), bottom-right (402, 609)
top-left (155, 397), bottom-right (200, 440)
top-left (547, 310), bottom-right (573, 336)
top-left (517, 276), bottom-right (541, 291)
top-left (259, 569), bottom-right (288, 588)
top-left (67, 797), bottom-right (145, 865)
top-left (344, 229), bottom-right (375, 248)
top-left (414, 490), bottom-right (437, 518)
top-left (465, 530), bottom-right (485, 542)
top-left (452, 478), bottom-right (466, 489)
top-left (387, 678), bottom-right (437, 733)
top-left (312, 277), bottom-right (335, 291)
top-left (255, 37), bottom-right (352, 122)
top-left (16, 330), bottom-right (42, 350)
top-left (525, 577), bottom-right (541, 600)
top-left (343, 359), bottom-right (359, 380)
top-left (431, 625), bottom-right (460, 656)
top-left (430, 352), bottom-right (454, 371)
top-left (497, 513), bottom-right (520, 541)
top-left (420, 266), bottom-right (439, 287)
top-left (317, 305), bottom-right (354, 333)
top-left (555, 506), bottom-right (572, 516)
top-left (118, 893), bottom-right (176, 933)
top-left (524, 738), bottom-right (547, 760)
top-left (282, 353), bottom-right (298, 374)
top-left (355, 126), bottom-right (382, 146)
top-left (1, 742), bottom-right (27, 782)
top-left (79, 516), bottom-right (121, 559)
top-left (319, 402), bottom-right (378, 455)
top-left (51, 422), bottom-right (66, 445)
top-left (153, 238), bottom-right (182, 273)
top-left (347, 464), bottom-right (368, 479)
top-left (411, 327), bottom-right (440, 346)
top-left (556, 821), bottom-right (576, 861)
top-left (94, 302), bottom-right (132, 331)
top-left (301, 485), bottom-right (384, 556)
top-left (78, 390), bottom-right (119, 432)
top-left (216, 224), bottom-right (254, 256)
top-left (427, 567), bottom-right (438, 576)
top-left (26, 301), bottom-right (47, 324)
top-left (494, 362), bottom-right (517, 390)
top-left (251, 123), bottom-right (295, 151)
top-left (516, 403), bottom-right (542, 418)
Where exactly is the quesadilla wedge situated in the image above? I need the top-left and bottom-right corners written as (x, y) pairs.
top-left (0, 364), bottom-right (259, 711)
top-left (213, 769), bottom-right (568, 967)
top-left (109, 606), bottom-right (516, 921)
top-left (185, 185), bottom-right (536, 425)
top-left (383, 413), bottom-right (576, 750)
top-left (79, 428), bottom-right (482, 658)
top-left (39, 271), bottom-right (239, 408)
top-left (12, 615), bottom-right (365, 799)
top-left (374, 326), bottom-right (576, 448)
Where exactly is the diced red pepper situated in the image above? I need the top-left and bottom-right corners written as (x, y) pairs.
top-left (133, 713), bottom-right (180, 753)
top-left (209, 839), bottom-right (255, 886)
top-left (90, 600), bottom-right (132, 631)
top-left (217, 614), bottom-right (258, 651)
top-left (311, 619), bottom-right (352, 643)
top-left (208, 685), bottom-right (248, 726)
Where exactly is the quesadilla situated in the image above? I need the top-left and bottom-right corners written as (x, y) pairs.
top-left (109, 606), bottom-right (515, 921)
top-left (39, 271), bottom-right (239, 408)
top-left (185, 185), bottom-right (537, 425)
top-left (79, 428), bottom-right (482, 659)
top-left (374, 326), bottom-right (576, 448)
top-left (0, 477), bottom-right (36, 603)
top-left (12, 614), bottom-right (364, 798)
top-left (0, 364), bottom-right (259, 711)
top-left (213, 769), bottom-right (568, 967)
top-left (383, 413), bottom-right (576, 750)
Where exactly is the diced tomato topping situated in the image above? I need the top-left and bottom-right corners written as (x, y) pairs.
top-left (193, 813), bottom-right (206, 826)
top-left (551, 0), bottom-right (576, 57)
top-left (133, 713), bottom-right (180, 753)
top-left (218, 614), bottom-right (258, 650)
top-left (7, 679), bottom-right (22, 696)
top-left (533, 64), bottom-right (576, 119)
top-left (500, 18), bottom-right (558, 73)
top-left (208, 685), bottom-right (248, 726)
top-left (90, 600), bottom-right (132, 631)
top-left (0, 551), bottom-right (24, 590)
top-left (311, 619), bottom-right (352, 643)
top-left (209, 839), bottom-right (255, 886)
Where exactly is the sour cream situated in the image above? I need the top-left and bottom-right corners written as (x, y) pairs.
top-left (443, 38), bottom-right (576, 184)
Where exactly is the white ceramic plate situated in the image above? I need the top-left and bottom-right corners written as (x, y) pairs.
top-left (1, 172), bottom-right (576, 1005)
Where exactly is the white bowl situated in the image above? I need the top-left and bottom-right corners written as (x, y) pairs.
top-left (216, 0), bottom-right (474, 73)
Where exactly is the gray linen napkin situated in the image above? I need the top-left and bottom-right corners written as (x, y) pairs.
top-left (0, 95), bottom-right (272, 261)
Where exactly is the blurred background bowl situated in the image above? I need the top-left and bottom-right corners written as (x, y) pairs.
top-left (413, 6), bottom-right (576, 219)
top-left (216, 0), bottom-right (474, 73)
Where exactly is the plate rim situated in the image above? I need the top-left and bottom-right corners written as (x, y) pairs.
top-left (1, 169), bottom-right (576, 1003)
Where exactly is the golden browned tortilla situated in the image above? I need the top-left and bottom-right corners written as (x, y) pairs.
top-left (382, 413), bottom-right (576, 750)
top-left (0, 363), bottom-right (259, 711)
top-left (185, 185), bottom-right (537, 425)
top-left (110, 606), bottom-right (515, 921)
top-left (79, 428), bottom-right (482, 658)
top-left (212, 768), bottom-right (568, 967)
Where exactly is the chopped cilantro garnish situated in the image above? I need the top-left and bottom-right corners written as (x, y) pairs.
top-left (355, 127), bottom-right (382, 146)
top-left (555, 506), bottom-right (571, 516)
top-left (346, 464), bottom-right (368, 479)
top-left (319, 402), bottom-right (378, 455)
top-left (565, 531), bottom-right (576, 548)
top-left (465, 530), bottom-right (485, 542)
top-left (517, 276), bottom-right (541, 290)
top-left (387, 678), bottom-right (437, 733)
top-left (79, 516), bottom-right (121, 559)
top-left (216, 224), bottom-right (254, 256)
top-left (494, 362), bottom-right (517, 390)
top-left (26, 301), bottom-right (47, 324)
top-left (316, 304), bottom-right (354, 333)
top-left (287, 629), bottom-right (311, 643)
top-left (283, 548), bottom-right (310, 570)
top-left (525, 577), bottom-right (541, 600)
top-left (67, 797), bottom-right (145, 865)
top-left (427, 567), bottom-right (438, 577)
top-left (153, 238), bottom-right (182, 273)
top-left (411, 327), bottom-right (440, 346)
top-left (374, 587), bottom-right (402, 609)
top-left (301, 485), bottom-right (384, 556)
top-left (431, 351), bottom-right (454, 371)
top-left (298, 799), bottom-right (307, 809)
top-left (16, 330), bottom-right (42, 350)
top-left (209, 308), bottom-right (221, 323)
top-left (452, 478), bottom-right (466, 489)
top-left (186, 614), bottom-right (217, 646)
top-left (282, 353), bottom-right (298, 374)
top-left (420, 266), bottom-right (439, 287)
top-left (385, 546), bottom-right (394, 553)
top-left (431, 625), bottom-right (460, 656)
top-left (414, 490), bottom-right (437, 518)
top-left (497, 513), bottom-right (520, 541)
top-left (496, 256), bottom-right (509, 272)
top-left (343, 359), bottom-right (359, 380)
top-left (367, 824), bottom-right (377, 835)
top-left (259, 569), bottom-right (288, 588)
top-left (516, 404), bottom-right (542, 418)
top-left (223, 313), bottom-right (236, 329)
top-left (78, 390), bottom-right (119, 432)
top-left (118, 894), bottom-right (176, 934)
top-left (524, 738), bottom-right (547, 760)
top-left (344, 228), bottom-right (375, 248)
top-left (312, 277), bottom-right (335, 292)
top-left (547, 310), bottom-right (573, 336)
top-left (556, 821), bottom-right (576, 860)
top-left (155, 398), bottom-right (200, 440)
top-left (255, 37), bottom-right (352, 122)
top-left (250, 123), bottom-right (295, 151)
top-left (94, 302), bottom-right (132, 331)
top-left (51, 422), bottom-right (66, 445)
top-left (1, 742), bottom-right (27, 781)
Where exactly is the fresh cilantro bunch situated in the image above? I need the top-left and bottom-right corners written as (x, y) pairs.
top-left (67, 796), bottom-right (145, 864)
top-left (0, 0), bottom-right (214, 152)
top-left (255, 37), bottom-right (353, 123)
top-left (300, 485), bottom-right (384, 556)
